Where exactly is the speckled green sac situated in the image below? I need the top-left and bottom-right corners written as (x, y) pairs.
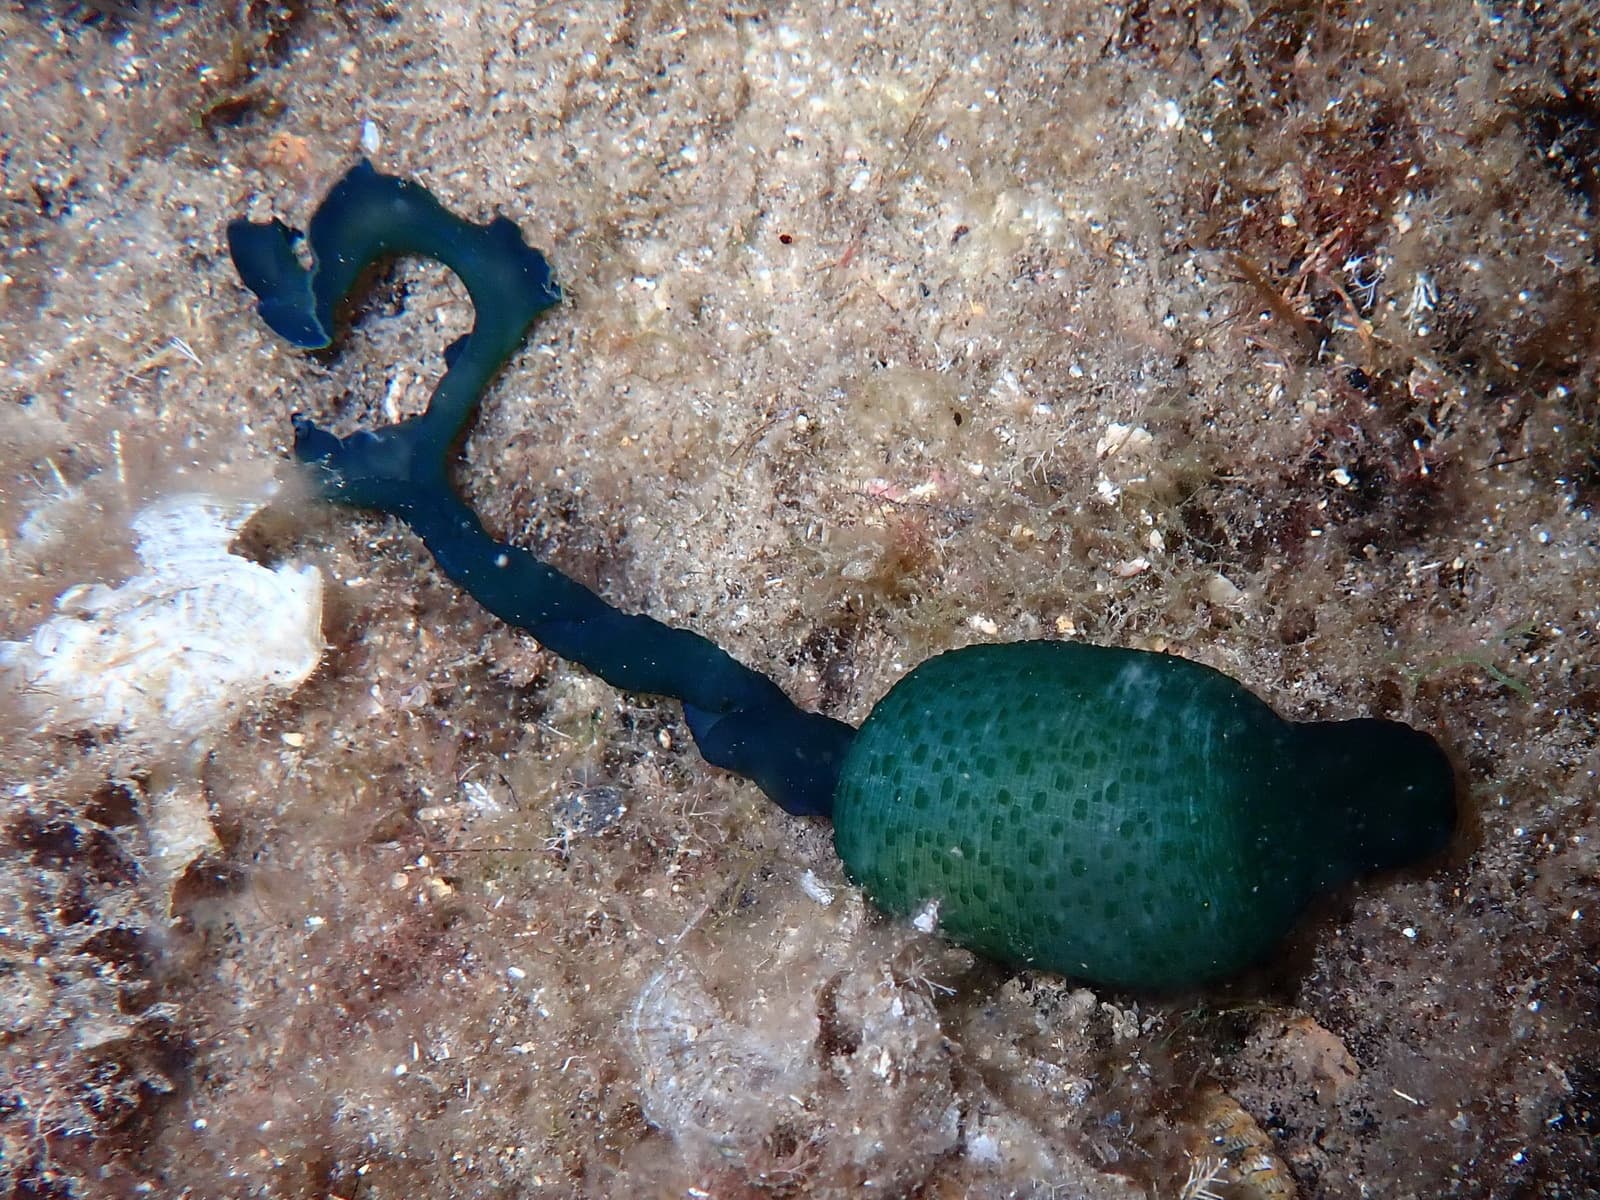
top-left (833, 641), bottom-right (1456, 991)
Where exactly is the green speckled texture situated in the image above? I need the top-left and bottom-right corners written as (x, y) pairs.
top-left (833, 641), bottom-right (1454, 991)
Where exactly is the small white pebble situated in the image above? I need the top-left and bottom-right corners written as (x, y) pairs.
top-left (1096, 422), bottom-right (1153, 458)
top-left (507, 965), bottom-right (527, 981)
top-left (360, 119), bottom-right (381, 155)
top-left (1402, 926), bottom-right (1417, 940)
top-left (967, 1131), bottom-right (1002, 1163)
top-left (280, 730), bottom-right (305, 747)
top-left (1205, 573), bottom-right (1245, 608)
top-left (799, 869), bottom-right (835, 907)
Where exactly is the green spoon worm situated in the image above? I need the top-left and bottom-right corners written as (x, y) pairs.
top-left (229, 162), bottom-right (1457, 990)
top-left (834, 641), bottom-right (1455, 989)
top-left (228, 162), bottom-right (854, 818)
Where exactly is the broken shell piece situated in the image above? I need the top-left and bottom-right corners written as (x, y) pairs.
top-left (1095, 422), bottom-right (1154, 459)
top-left (147, 775), bottom-right (222, 898)
top-left (1185, 1086), bottom-right (1296, 1200)
top-left (1, 490), bottom-right (324, 745)
top-left (2, 488), bottom-right (324, 913)
top-left (1205, 573), bottom-right (1247, 609)
top-left (629, 962), bottom-right (818, 1149)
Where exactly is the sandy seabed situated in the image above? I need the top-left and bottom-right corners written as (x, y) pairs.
top-left (1, 3), bottom-right (1596, 1197)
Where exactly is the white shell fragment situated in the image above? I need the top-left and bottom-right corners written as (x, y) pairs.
top-left (629, 962), bottom-right (817, 1149)
top-left (1, 490), bottom-right (324, 747)
top-left (1205, 572), bottom-right (1248, 609)
top-left (1094, 422), bottom-right (1154, 459)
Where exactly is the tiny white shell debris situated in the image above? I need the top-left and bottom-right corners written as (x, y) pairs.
top-left (799, 869), bottom-right (836, 906)
top-left (1205, 573), bottom-right (1247, 609)
top-left (1095, 422), bottom-right (1154, 459)
top-left (0, 486), bottom-right (323, 913)
top-left (965, 1129), bottom-right (1002, 1164)
top-left (0, 490), bottom-right (324, 746)
top-left (629, 963), bottom-right (818, 1149)
top-left (148, 777), bottom-right (224, 889)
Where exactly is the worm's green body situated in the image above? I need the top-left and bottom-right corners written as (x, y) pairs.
top-left (834, 642), bottom-right (1455, 990)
